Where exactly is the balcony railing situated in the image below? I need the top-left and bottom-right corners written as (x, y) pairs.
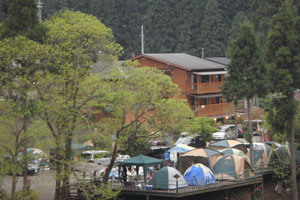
top-left (191, 103), bottom-right (234, 117)
top-left (187, 81), bottom-right (223, 94)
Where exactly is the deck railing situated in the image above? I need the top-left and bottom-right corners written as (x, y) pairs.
top-left (69, 160), bottom-right (293, 199)
top-left (109, 172), bottom-right (262, 195)
top-left (192, 103), bottom-right (235, 117)
top-left (187, 81), bottom-right (223, 94)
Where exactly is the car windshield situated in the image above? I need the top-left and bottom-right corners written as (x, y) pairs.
top-left (175, 136), bottom-right (192, 145)
top-left (218, 126), bottom-right (228, 132)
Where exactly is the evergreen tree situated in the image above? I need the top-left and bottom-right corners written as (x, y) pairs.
top-left (175, 0), bottom-right (207, 56)
top-left (265, 1), bottom-right (300, 198)
top-left (0, 0), bottom-right (37, 37)
top-left (249, 0), bottom-right (281, 52)
top-left (199, 0), bottom-right (228, 57)
top-left (222, 22), bottom-right (266, 167)
top-left (144, 0), bottom-right (179, 53)
top-left (0, 0), bottom-right (47, 42)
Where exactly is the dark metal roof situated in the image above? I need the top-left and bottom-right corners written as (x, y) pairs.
top-left (206, 57), bottom-right (231, 65)
top-left (143, 53), bottom-right (226, 71)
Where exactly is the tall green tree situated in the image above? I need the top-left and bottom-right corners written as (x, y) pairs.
top-left (0, 0), bottom-right (46, 195)
top-left (0, 36), bottom-right (45, 200)
top-left (93, 64), bottom-right (193, 183)
top-left (265, 1), bottom-right (300, 198)
top-left (34, 10), bottom-right (122, 199)
top-left (222, 22), bottom-right (266, 167)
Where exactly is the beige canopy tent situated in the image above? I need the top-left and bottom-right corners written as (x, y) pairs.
top-left (209, 140), bottom-right (247, 154)
top-left (177, 148), bottom-right (223, 174)
top-left (212, 154), bottom-right (255, 180)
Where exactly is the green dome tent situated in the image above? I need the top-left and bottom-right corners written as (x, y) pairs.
top-left (149, 167), bottom-right (188, 190)
top-left (247, 143), bottom-right (273, 168)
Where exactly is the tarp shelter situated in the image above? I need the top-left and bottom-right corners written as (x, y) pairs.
top-left (220, 148), bottom-right (250, 162)
top-left (177, 148), bottom-right (223, 174)
top-left (149, 167), bottom-right (188, 190)
top-left (72, 162), bottom-right (105, 180)
top-left (184, 163), bottom-right (216, 186)
top-left (118, 155), bottom-right (163, 185)
top-left (165, 145), bottom-right (195, 160)
top-left (71, 142), bottom-right (92, 151)
top-left (49, 142), bottom-right (93, 164)
top-left (212, 154), bottom-right (255, 180)
top-left (209, 140), bottom-right (247, 154)
top-left (246, 143), bottom-right (272, 168)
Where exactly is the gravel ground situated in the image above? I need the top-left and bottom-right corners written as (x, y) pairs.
top-left (1, 170), bottom-right (56, 200)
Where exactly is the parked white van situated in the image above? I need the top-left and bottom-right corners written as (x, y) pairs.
top-left (81, 150), bottom-right (130, 166)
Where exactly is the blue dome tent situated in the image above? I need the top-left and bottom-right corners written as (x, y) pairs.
top-left (184, 163), bottom-right (216, 186)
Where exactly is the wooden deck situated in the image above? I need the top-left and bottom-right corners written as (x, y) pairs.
top-left (113, 176), bottom-right (263, 198)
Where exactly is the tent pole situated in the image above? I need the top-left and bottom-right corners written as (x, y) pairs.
top-left (143, 165), bottom-right (147, 185)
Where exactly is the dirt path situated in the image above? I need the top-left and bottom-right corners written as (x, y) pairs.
top-left (1, 170), bottom-right (56, 200)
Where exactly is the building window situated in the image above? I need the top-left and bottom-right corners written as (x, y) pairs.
top-left (216, 96), bottom-right (221, 104)
top-left (191, 96), bottom-right (196, 106)
top-left (202, 98), bottom-right (210, 105)
top-left (215, 74), bottom-right (222, 82)
top-left (193, 74), bottom-right (198, 83)
top-left (200, 75), bottom-right (210, 83)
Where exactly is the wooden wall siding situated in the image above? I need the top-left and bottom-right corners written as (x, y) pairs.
top-left (137, 57), bottom-right (188, 99)
top-left (192, 103), bottom-right (234, 117)
top-left (134, 56), bottom-right (235, 118)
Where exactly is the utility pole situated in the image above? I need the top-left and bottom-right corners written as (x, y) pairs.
top-left (141, 25), bottom-right (144, 54)
top-left (37, 0), bottom-right (43, 23)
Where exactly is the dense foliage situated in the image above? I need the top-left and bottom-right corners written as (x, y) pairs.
top-left (264, 1), bottom-right (300, 198)
top-left (0, 0), bottom-right (294, 59)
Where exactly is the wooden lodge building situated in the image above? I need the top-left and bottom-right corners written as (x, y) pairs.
top-left (131, 53), bottom-right (235, 119)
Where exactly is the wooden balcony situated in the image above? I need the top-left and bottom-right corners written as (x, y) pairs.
top-left (192, 103), bottom-right (235, 117)
top-left (187, 81), bottom-right (223, 94)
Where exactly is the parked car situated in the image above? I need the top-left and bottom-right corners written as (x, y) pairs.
top-left (81, 150), bottom-right (130, 166)
top-left (212, 125), bottom-right (237, 140)
top-left (3, 155), bottom-right (40, 176)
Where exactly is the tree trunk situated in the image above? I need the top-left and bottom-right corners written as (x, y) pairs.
top-left (103, 142), bottom-right (118, 184)
top-left (289, 119), bottom-right (298, 200)
top-left (247, 98), bottom-right (255, 200)
top-left (62, 134), bottom-right (71, 199)
top-left (22, 120), bottom-right (28, 195)
top-left (10, 173), bottom-right (17, 200)
top-left (247, 98), bottom-right (254, 167)
top-left (54, 142), bottom-right (62, 200)
top-left (11, 133), bottom-right (20, 200)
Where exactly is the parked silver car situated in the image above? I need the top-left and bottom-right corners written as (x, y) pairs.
top-left (212, 125), bottom-right (237, 140)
